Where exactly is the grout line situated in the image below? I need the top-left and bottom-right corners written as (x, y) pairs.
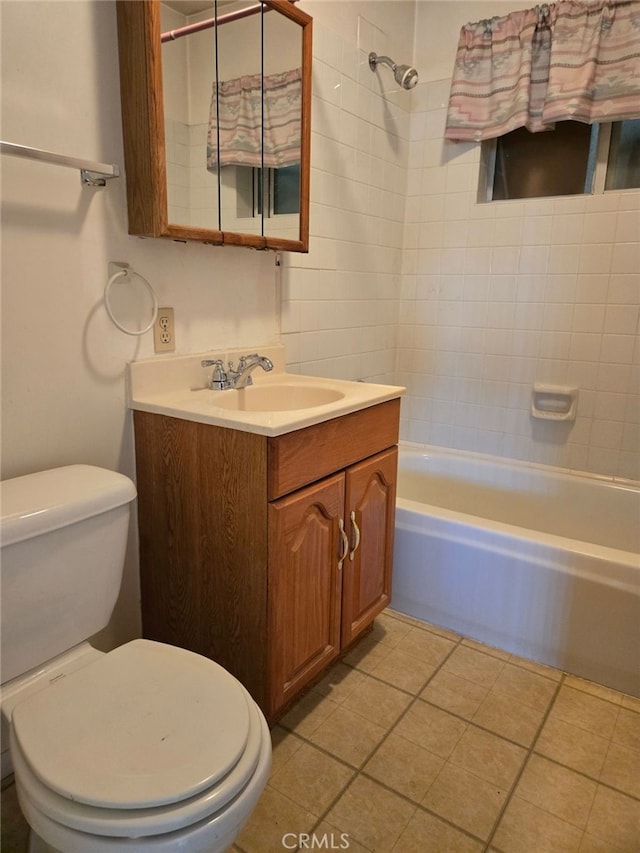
top-left (274, 631), bottom-right (467, 851)
top-left (224, 611), bottom-right (640, 851)
top-left (481, 672), bottom-right (567, 852)
top-left (310, 658), bottom-right (468, 851)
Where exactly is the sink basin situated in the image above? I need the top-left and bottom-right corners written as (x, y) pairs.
top-left (128, 346), bottom-right (405, 436)
top-left (213, 384), bottom-right (345, 412)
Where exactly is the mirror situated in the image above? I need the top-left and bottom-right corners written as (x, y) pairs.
top-left (116, 0), bottom-right (311, 252)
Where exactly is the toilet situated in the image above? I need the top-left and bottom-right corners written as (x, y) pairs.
top-left (0, 464), bottom-right (271, 853)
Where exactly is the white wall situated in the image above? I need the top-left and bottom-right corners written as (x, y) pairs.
top-left (1, 0), bottom-right (280, 646)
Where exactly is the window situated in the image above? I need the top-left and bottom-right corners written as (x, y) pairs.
top-left (236, 165), bottom-right (300, 219)
top-left (606, 121), bottom-right (640, 191)
top-left (480, 119), bottom-right (640, 202)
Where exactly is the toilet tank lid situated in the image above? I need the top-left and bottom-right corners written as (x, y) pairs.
top-left (0, 465), bottom-right (137, 546)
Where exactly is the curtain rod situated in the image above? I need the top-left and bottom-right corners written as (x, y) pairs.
top-left (161, 1), bottom-right (300, 43)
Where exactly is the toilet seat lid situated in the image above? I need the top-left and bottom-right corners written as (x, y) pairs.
top-left (12, 640), bottom-right (251, 810)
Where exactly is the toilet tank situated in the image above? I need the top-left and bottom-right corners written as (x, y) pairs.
top-left (0, 465), bottom-right (137, 684)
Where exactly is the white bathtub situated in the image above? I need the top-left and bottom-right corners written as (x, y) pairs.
top-left (392, 444), bottom-right (640, 697)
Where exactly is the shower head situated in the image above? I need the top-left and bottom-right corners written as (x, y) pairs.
top-left (368, 52), bottom-right (419, 90)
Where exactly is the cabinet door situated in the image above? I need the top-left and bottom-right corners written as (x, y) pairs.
top-left (342, 447), bottom-right (398, 647)
top-left (268, 473), bottom-right (345, 716)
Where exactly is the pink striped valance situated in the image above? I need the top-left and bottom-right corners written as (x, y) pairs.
top-left (445, 0), bottom-right (640, 141)
top-left (207, 67), bottom-right (302, 169)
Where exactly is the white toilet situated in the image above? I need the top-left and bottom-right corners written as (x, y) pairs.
top-left (0, 464), bottom-right (271, 853)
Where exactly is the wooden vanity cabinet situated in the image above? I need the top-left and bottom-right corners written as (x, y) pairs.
top-left (268, 473), bottom-right (344, 714)
top-left (133, 398), bottom-right (399, 721)
top-left (341, 448), bottom-right (398, 646)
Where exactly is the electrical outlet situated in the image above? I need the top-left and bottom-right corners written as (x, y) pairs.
top-left (153, 308), bottom-right (175, 353)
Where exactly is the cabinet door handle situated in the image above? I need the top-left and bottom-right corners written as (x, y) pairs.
top-left (349, 510), bottom-right (361, 561)
top-left (338, 518), bottom-right (349, 569)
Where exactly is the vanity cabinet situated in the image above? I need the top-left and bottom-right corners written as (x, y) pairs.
top-left (133, 399), bottom-right (399, 721)
top-left (269, 447), bottom-right (397, 713)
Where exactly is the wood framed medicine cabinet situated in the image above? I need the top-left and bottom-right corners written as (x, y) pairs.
top-left (116, 0), bottom-right (312, 252)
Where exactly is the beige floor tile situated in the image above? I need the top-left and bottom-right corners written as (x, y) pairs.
top-left (364, 732), bottom-right (445, 803)
top-left (342, 631), bottom-right (394, 674)
top-left (440, 645), bottom-right (506, 688)
top-left (394, 699), bottom-right (468, 759)
top-left (578, 832), bottom-right (630, 852)
top-left (449, 725), bottom-right (527, 789)
top-left (392, 808), bottom-right (483, 852)
top-left (386, 608), bottom-right (461, 640)
top-left (492, 661), bottom-right (558, 712)
top-left (621, 693), bottom-right (640, 714)
top-left (422, 761), bottom-right (508, 840)
top-left (417, 622), bottom-right (462, 642)
top-left (421, 669), bottom-right (489, 719)
top-left (599, 740), bottom-right (640, 798)
top-left (371, 611), bottom-right (414, 648)
top-left (309, 704), bottom-right (388, 768)
top-left (472, 689), bottom-right (545, 746)
top-left (550, 685), bottom-right (619, 738)
top-left (394, 625), bottom-right (457, 665)
top-left (585, 785), bottom-right (640, 852)
top-left (341, 674), bottom-right (412, 729)
top-left (515, 754), bottom-right (597, 829)
top-left (269, 741), bottom-right (355, 816)
top-left (612, 706), bottom-right (640, 751)
top-left (311, 661), bottom-right (367, 706)
top-left (492, 795), bottom-right (583, 853)
top-left (234, 785), bottom-right (317, 853)
top-left (326, 776), bottom-right (416, 852)
top-left (535, 714), bottom-right (610, 779)
top-left (278, 689), bottom-right (340, 738)
top-left (370, 647), bottom-right (437, 694)
top-left (269, 725), bottom-right (305, 775)
top-left (462, 637), bottom-right (512, 661)
top-left (564, 674), bottom-right (625, 705)
top-left (507, 654), bottom-right (563, 682)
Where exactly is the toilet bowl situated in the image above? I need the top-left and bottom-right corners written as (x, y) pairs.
top-left (0, 465), bottom-right (271, 852)
top-left (8, 641), bottom-right (271, 853)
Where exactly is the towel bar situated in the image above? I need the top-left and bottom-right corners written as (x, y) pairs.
top-left (0, 141), bottom-right (120, 186)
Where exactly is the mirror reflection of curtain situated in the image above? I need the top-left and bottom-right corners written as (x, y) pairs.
top-left (207, 67), bottom-right (302, 169)
top-left (445, 0), bottom-right (640, 142)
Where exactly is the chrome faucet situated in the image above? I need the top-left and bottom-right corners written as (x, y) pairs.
top-left (201, 353), bottom-right (273, 390)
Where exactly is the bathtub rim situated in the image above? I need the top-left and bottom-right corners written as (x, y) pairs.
top-left (399, 440), bottom-right (640, 491)
top-left (396, 497), bottom-right (640, 583)
top-left (396, 441), bottom-right (640, 576)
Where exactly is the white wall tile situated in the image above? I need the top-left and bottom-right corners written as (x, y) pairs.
top-left (611, 242), bottom-right (640, 274)
top-left (393, 41), bottom-right (640, 470)
top-left (579, 243), bottom-right (613, 274)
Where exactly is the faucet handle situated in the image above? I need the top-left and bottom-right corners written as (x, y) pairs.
top-left (201, 358), bottom-right (229, 390)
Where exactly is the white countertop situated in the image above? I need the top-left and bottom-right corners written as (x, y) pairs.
top-left (128, 346), bottom-right (405, 437)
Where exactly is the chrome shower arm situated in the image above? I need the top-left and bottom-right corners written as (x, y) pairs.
top-left (369, 53), bottom-right (396, 72)
top-left (368, 52), bottom-right (419, 90)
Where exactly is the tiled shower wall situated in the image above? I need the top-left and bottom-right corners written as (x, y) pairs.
top-left (280, 8), bottom-right (412, 385)
top-left (284, 3), bottom-right (638, 481)
top-left (398, 78), bottom-right (639, 479)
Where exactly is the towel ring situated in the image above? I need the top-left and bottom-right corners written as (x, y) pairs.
top-left (104, 267), bottom-right (158, 335)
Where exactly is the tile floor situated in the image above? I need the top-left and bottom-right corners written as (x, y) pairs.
top-left (2, 609), bottom-right (639, 852)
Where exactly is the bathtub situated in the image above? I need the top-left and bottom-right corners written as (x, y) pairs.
top-left (392, 444), bottom-right (640, 697)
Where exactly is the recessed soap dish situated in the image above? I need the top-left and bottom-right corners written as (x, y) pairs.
top-left (530, 383), bottom-right (578, 421)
